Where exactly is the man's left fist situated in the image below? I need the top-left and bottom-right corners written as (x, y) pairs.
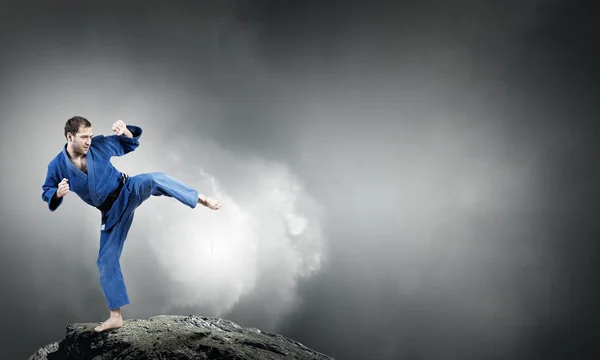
top-left (112, 120), bottom-right (126, 135)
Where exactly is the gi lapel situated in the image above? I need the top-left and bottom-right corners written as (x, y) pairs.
top-left (86, 147), bottom-right (98, 205)
top-left (62, 146), bottom-right (88, 182)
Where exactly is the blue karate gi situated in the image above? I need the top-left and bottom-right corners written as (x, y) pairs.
top-left (41, 125), bottom-right (199, 310)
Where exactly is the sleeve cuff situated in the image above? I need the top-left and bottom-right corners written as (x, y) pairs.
top-left (121, 125), bottom-right (142, 140)
top-left (48, 189), bottom-right (63, 211)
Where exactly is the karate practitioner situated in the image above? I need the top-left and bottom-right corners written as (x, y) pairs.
top-left (41, 116), bottom-right (221, 332)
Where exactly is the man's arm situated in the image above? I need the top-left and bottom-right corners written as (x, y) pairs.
top-left (41, 163), bottom-right (64, 212)
top-left (97, 121), bottom-right (143, 157)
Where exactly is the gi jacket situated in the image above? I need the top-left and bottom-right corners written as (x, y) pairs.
top-left (41, 125), bottom-right (143, 231)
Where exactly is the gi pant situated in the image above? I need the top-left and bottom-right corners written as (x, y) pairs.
top-left (97, 172), bottom-right (199, 310)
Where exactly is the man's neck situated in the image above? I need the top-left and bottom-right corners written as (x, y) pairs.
top-left (66, 146), bottom-right (83, 161)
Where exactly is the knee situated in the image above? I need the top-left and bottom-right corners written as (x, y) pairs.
top-left (140, 172), bottom-right (161, 189)
top-left (147, 172), bottom-right (166, 182)
top-left (148, 172), bottom-right (169, 186)
top-left (97, 253), bottom-right (116, 272)
top-left (136, 172), bottom-right (170, 196)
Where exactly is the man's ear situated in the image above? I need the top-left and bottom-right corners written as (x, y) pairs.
top-left (66, 132), bottom-right (72, 142)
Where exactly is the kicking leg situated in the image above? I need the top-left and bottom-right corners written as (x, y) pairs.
top-left (130, 172), bottom-right (198, 208)
top-left (130, 172), bottom-right (220, 210)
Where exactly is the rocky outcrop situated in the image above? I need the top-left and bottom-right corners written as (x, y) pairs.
top-left (29, 315), bottom-right (333, 360)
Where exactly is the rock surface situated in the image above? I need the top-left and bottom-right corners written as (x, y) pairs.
top-left (29, 315), bottom-right (333, 360)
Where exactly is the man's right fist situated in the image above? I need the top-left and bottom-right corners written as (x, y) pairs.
top-left (56, 178), bottom-right (70, 198)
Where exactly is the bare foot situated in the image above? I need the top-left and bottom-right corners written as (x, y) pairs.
top-left (94, 317), bottom-right (124, 332)
top-left (198, 194), bottom-right (221, 210)
top-left (206, 197), bottom-right (221, 210)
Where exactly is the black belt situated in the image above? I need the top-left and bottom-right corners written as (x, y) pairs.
top-left (96, 173), bottom-right (128, 213)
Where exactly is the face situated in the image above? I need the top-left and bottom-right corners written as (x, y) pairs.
top-left (68, 125), bottom-right (93, 155)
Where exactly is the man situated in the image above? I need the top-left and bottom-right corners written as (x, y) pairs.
top-left (41, 116), bottom-right (221, 332)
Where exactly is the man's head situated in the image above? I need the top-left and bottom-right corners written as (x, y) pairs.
top-left (65, 116), bottom-right (93, 156)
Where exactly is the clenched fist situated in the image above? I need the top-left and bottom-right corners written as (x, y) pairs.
top-left (112, 120), bottom-right (127, 136)
top-left (56, 178), bottom-right (70, 198)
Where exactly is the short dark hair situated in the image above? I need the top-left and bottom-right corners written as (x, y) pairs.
top-left (64, 116), bottom-right (92, 139)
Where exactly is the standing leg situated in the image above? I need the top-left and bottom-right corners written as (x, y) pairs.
top-left (94, 208), bottom-right (136, 332)
top-left (94, 171), bottom-right (220, 332)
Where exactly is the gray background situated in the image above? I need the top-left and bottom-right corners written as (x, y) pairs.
top-left (0, 1), bottom-right (598, 359)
